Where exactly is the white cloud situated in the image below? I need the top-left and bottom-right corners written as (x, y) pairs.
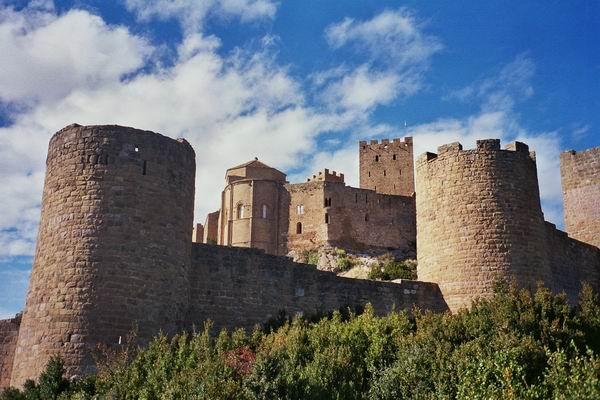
top-left (0, 7), bottom-right (150, 104)
top-left (325, 8), bottom-right (442, 66)
top-left (318, 9), bottom-right (441, 116)
top-left (447, 54), bottom-right (535, 111)
top-left (124, 0), bottom-right (277, 33)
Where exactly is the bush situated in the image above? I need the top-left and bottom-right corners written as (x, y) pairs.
top-left (5, 284), bottom-right (600, 399)
top-left (368, 255), bottom-right (417, 280)
top-left (303, 250), bottom-right (319, 266)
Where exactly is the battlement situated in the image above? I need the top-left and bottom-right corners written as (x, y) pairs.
top-left (359, 136), bottom-right (413, 148)
top-left (306, 168), bottom-right (345, 183)
top-left (417, 139), bottom-right (536, 165)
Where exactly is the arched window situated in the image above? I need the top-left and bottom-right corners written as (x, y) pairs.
top-left (375, 155), bottom-right (379, 162)
top-left (325, 213), bottom-right (330, 224)
top-left (296, 222), bottom-right (302, 234)
top-left (296, 204), bottom-right (304, 215)
top-left (261, 204), bottom-right (268, 219)
top-left (236, 203), bottom-right (244, 219)
top-left (393, 154), bottom-right (397, 160)
top-left (383, 170), bottom-right (386, 176)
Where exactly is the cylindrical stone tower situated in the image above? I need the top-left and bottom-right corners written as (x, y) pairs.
top-left (415, 139), bottom-right (549, 312)
top-left (11, 124), bottom-right (195, 386)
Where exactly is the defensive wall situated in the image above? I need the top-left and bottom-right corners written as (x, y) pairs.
top-left (0, 315), bottom-right (21, 389)
top-left (416, 139), bottom-right (600, 312)
top-left (186, 244), bottom-right (447, 332)
top-left (560, 147), bottom-right (600, 248)
top-left (280, 179), bottom-right (415, 255)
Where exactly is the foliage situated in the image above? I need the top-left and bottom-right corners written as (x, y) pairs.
top-left (336, 249), bottom-right (356, 272)
top-left (4, 284), bottom-right (600, 399)
top-left (303, 250), bottom-right (319, 266)
top-left (368, 255), bottom-right (417, 280)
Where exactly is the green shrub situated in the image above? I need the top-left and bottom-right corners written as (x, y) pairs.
top-left (303, 250), bottom-right (319, 265)
top-left (5, 284), bottom-right (600, 399)
top-left (336, 255), bottom-right (355, 271)
top-left (368, 255), bottom-right (417, 280)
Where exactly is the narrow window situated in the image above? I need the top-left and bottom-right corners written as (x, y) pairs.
top-left (296, 204), bottom-right (305, 215)
top-left (142, 160), bottom-right (147, 175)
top-left (324, 197), bottom-right (332, 207)
top-left (355, 193), bottom-right (358, 203)
top-left (325, 213), bottom-right (330, 224)
top-left (368, 171), bottom-right (371, 177)
top-left (375, 155), bottom-right (379, 162)
top-left (301, 205), bottom-right (305, 214)
top-left (365, 214), bottom-right (369, 222)
top-left (365, 194), bottom-right (368, 203)
top-left (296, 222), bottom-right (302, 234)
top-left (383, 170), bottom-right (386, 176)
top-left (237, 204), bottom-right (244, 219)
top-left (262, 204), bottom-right (268, 219)
top-left (393, 154), bottom-right (397, 160)
top-left (134, 145), bottom-right (139, 153)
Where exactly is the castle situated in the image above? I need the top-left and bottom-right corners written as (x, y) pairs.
top-left (197, 137), bottom-right (415, 257)
top-left (0, 124), bottom-right (598, 389)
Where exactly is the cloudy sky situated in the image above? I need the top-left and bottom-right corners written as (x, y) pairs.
top-left (0, 0), bottom-right (598, 318)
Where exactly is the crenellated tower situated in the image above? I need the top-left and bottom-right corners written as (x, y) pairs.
top-left (415, 139), bottom-right (549, 312)
top-left (359, 137), bottom-right (414, 196)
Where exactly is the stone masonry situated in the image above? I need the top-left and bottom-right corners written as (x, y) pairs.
top-left (359, 137), bottom-right (414, 196)
top-left (560, 147), bottom-right (600, 248)
top-left (207, 138), bottom-right (417, 257)
top-left (0, 125), bottom-right (598, 389)
top-left (10, 125), bottom-right (196, 387)
top-left (0, 315), bottom-right (21, 388)
top-left (416, 139), bottom-right (600, 312)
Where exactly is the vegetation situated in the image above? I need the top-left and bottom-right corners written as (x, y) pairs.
top-left (368, 255), bottom-right (417, 280)
top-left (3, 284), bottom-right (600, 399)
top-left (335, 248), bottom-right (356, 272)
top-left (302, 250), bottom-right (319, 266)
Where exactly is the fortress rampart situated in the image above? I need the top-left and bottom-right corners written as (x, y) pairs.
top-left (0, 315), bottom-right (21, 388)
top-left (186, 244), bottom-right (447, 332)
top-left (560, 147), bottom-right (600, 248)
top-left (10, 125), bottom-right (196, 386)
top-left (416, 139), bottom-right (599, 311)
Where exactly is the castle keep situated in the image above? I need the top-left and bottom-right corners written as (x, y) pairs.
top-left (203, 137), bottom-right (416, 257)
top-left (0, 124), bottom-right (598, 389)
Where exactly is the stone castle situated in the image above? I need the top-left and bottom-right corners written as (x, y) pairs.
top-left (198, 137), bottom-right (415, 257)
top-left (0, 124), bottom-right (598, 388)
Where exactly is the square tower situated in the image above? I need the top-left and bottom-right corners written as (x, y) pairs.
top-left (359, 137), bottom-right (414, 196)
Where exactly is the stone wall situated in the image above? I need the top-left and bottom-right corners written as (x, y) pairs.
top-left (0, 315), bottom-right (21, 389)
top-left (560, 147), bottom-right (600, 248)
top-left (11, 124), bottom-right (196, 387)
top-left (416, 140), bottom-right (549, 312)
top-left (186, 244), bottom-right (447, 332)
top-left (203, 211), bottom-right (219, 243)
top-left (359, 137), bottom-right (414, 196)
top-left (281, 181), bottom-right (415, 255)
top-left (545, 222), bottom-right (600, 302)
top-left (324, 183), bottom-right (415, 253)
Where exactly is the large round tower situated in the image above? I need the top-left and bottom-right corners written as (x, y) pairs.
top-left (11, 124), bottom-right (195, 385)
top-left (415, 139), bottom-right (548, 312)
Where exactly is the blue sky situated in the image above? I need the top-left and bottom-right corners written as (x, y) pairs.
top-left (0, 0), bottom-right (598, 318)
